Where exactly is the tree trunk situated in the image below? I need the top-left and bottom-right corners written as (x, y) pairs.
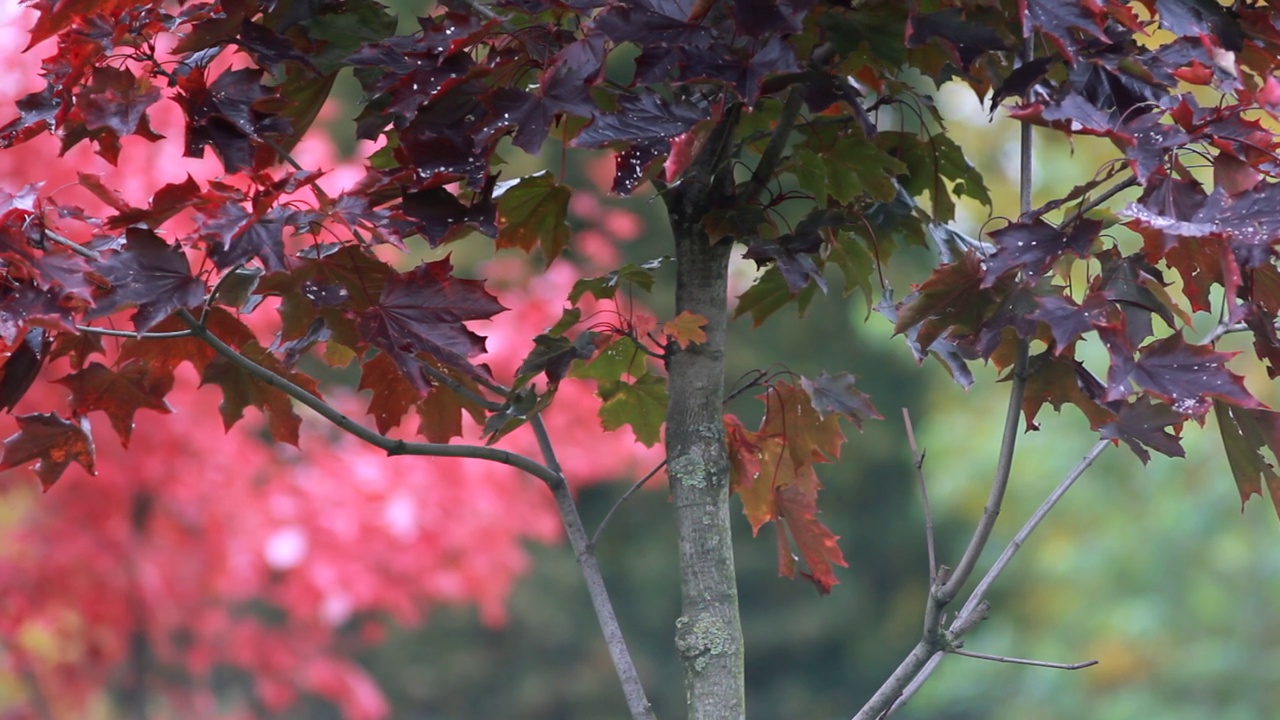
top-left (665, 144), bottom-right (744, 718)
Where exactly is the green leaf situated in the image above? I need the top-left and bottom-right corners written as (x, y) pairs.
top-left (303, 0), bottom-right (398, 74)
top-left (570, 336), bottom-right (647, 385)
top-left (598, 373), bottom-right (667, 446)
top-left (801, 130), bottom-right (908, 205)
top-left (828, 231), bottom-right (879, 305)
top-left (496, 173), bottom-right (572, 261)
top-left (569, 257), bottom-right (670, 303)
top-left (734, 266), bottom-right (819, 327)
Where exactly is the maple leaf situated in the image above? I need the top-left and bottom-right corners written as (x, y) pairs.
top-left (1021, 351), bottom-right (1115, 430)
top-left (1029, 291), bottom-right (1114, 352)
top-left (798, 372), bottom-right (881, 429)
top-left (0, 330), bottom-right (52, 412)
top-left (1107, 333), bottom-right (1262, 416)
top-left (106, 175), bottom-right (203, 229)
top-left (54, 361), bottom-right (172, 447)
top-left (358, 352), bottom-right (418, 434)
top-left (200, 338), bottom-right (321, 446)
top-left (893, 252), bottom-right (994, 352)
top-left (86, 228), bottom-right (206, 333)
top-left (1214, 402), bottom-right (1280, 518)
top-left (663, 311), bottom-right (708, 349)
top-left (573, 94), bottom-right (706, 148)
top-left (515, 332), bottom-right (599, 388)
top-left (1023, 0), bottom-right (1112, 62)
top-left (356, 259), bottom-right (506, 380)
top-left (724, 413), bottom-right (763, 495)
top-left (0, 412), bottom-right (95, 489)
top-left (598, 373), bottom-right (667, 447)
top-left (760, 382), bottom-right (845, 464)
top-left (569, 258), bottom-right (668, 303)
top-left (983, 218), bottom-right (1101, 286)
top-left (1100, 397), bottom-right (1186, 464)
top-left (775, 483), bottom-right (847, 594)
top-left (78, 66), bottom-right (162, 142)
top-left (199, 204), bottom-right (289, 272)
top-left (495, 173), bottom-right (571, 260)
top-left (907, 8), bottom-right (1009, 71)
top-left (402, 187), bottom-right (497, 246)
top-left (416, 376), bottom-right (484, 444)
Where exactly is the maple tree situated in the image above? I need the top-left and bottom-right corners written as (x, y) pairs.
top-left (4, 0), bottom-right (1280, 717)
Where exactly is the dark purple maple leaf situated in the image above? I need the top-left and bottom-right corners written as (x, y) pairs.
top-left (541, 34), bottom-right (606, 116)
top-left (1107, 333), bottom-right (1262, 416)
top-left (78, 66), bottom-right (162, 140)
top-left (983, 218), bottom-right (1101, 287)
top-left (1156, 0), bottom-right (1243, 51)
top-left (86, 228), bottom-right (206, 332)
top-left (1029, 291), bottom-right (1113, 351)
top-left (907, 8), bottom-right (1009, 71)
top-left (593, 5), bottom-right (715, 46)
top-left (356, 259), bottom-right (506, 378)
top-left (1100, 397), bottom-right (1186, 464)
top-left (0, 87), bottom-right (59, 149)
top-left (574, 93), bottom-right (707, 148)
top-left (199, 204), bottom-right (289, 272)
top-left (1023, 0), bottom-right (1112, 62)
top-left (402, 187), bottom-right (496, 245)
top-left (799, 372), bottom-right (882, 429)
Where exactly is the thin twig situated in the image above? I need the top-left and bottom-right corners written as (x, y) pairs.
top-left (456, 0), bottom-right (500, 21)
top-left (76, 325), bottom-right (194, 339)
top-left (1201, 321), bottom-right (1248, 345)
top-left (955, 440), bottom-right (1110, 621)
top-left (591, 459), bottom-right (668, 548)
top-left (902, 408), bottom-right (937, 582)
top-left (42, 229), bottom-right (99, 260)
top-left (855, 37), bottom-right (1040, 720)
top-left (950, 648), bottom-right (1098, 670)
top-left (1061, 176), bottom-right (1138, 227)
top-left (530, 417), bottom-right (656, 720)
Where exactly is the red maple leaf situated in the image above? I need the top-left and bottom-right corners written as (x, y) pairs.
top-left (0, 412), bottom-right (96, 489)
top-left (54, 361), bottom-right (173, 447)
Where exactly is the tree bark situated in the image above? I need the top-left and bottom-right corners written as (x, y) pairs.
top-left (664, 107), bottom-right (743, 719)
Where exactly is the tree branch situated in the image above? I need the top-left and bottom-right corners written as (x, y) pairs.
top-left (955, 439), bottom-right (1110, 621)
top-left (76, 325), bottom-right (194, 339)
top-left (935, 340), bottom-right (1029, 603)
top-left (531, 418), bottom-right (656, 720)
top-left (175, 310), bottom-right (563, 486)
top-left (950, 648), bottom-right (1097, 670)
top-left (902, 408), bottom-right (937, 582)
